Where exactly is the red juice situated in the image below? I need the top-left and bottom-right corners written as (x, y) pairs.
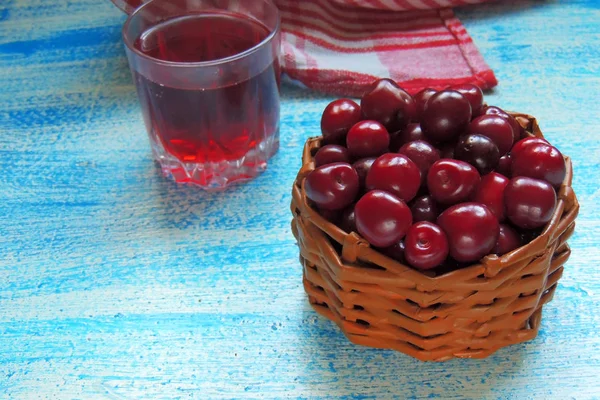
top-left (132, 11), bottom-right (280, 186)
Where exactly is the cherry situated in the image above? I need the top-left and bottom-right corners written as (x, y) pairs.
top-left (413, 88), bottom-right (437, 121)
top-left (398, 140), bottom-right (441, 185)
top-left (510, 137), bottom-right (550, 159)
top-left (389, 123), bottom-right (429, 152)
top-left (361, 78), bottom-right (416, 132)
top-left (481, 106), bottom-right (522, 143)
top-left (320, 99), bottom-right (362, 143)
top-left (339, 204), bottom-right (357, 233)
top-left (450, 83), bottom-right (484, 116)
top-left (314, 145), bottom-right (351, 167)
top-left (511, 143), bottom-right (566, 188)
top-left (437, 202), bottom-right (499, 263)
top-left (404, 221), bottom-right (449, 270)
top-left (355, 190), bottom-right (413, 248)
top-left (346, 120), bottom-right (390, 158)
top-left (381, 240), bottom-right (406, 264)
top-left (454, 134), bottom-right (500, 175)
top-left (366, 153), bottom-right (421, 202)
top-left (318, 208), bottom-right (341, 223)
top-left (421, 89), bottom-right (472, 142)
top-left (473, 172), bottom-right (509, 221)
top-left (496, 154), bottom-right (512, 178)
top-left (493, 224), bottom-right (522, 255)
top-left (468, 115), bottom-right (515, 155)
top-left (305, 163), bottom-right (359, 210)
top-left (504, 177), bottom-right (557, 229)
top-left (352, 157), bottom-right (377, 191)
top-left (427, 159), bottom-right (480, 204)
top-left (440, 143), bottom-right (455, 159)
top-left (410, 195), bottom-right (439, 223)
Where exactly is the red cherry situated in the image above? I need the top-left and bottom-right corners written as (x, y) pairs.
top-left (468, 115), bottom-right (515, 155)
top-left (493, 224), bottom-right (522, 255)
top-left (320, 99), bottom-right (362, 143)
top-left (511, 143), bottom-right (566, 188)
top-left (454, 134), bottom-right (500, 175)
top-left (496, 154), bottom-right (512, 178)
top-left (413, 88), bottom-right (437, 121)
top-left (339, 204), bottom-right (357, 233)
top-left (381, 240), bottom-right (406, 264)
top-left (427, 159), bottom-right (481, 204)
top-left (504, 177), bottom-right (557, 229)
top-left (361, 78), bottom-right (416, 132)
top-left (450, 83), bottom-right (484, 116)
top-left (318, 208), bottom-right (341, 223)
top-left (410, 195), bottom-right (439, 223)
top-left (346, 120), bottom-right (390, 158)
top-left (389, 123), bottom-right (429, 152)
top-left (398, 140), bottom-right (441, 185)
top-left (421, 89), bottom-right (472, 142)
top-left (473, 172), bottom-right (509, 221)
top-left (305, 163), bottom-right (359, 210)
top-left (510, 137), bottom-right (550, 158)
top-left (366, 153), bottom-right (421, 202)
top-left (355, 190), bottom-right (413, 248)
top-left (404, 222), bottom-right (449, 270)
top-left (437, 202), bottom-right (499, 263)
top-left (481, 106), bottom-right (522, 143)
top-left (314, 145), bottom-right (351, 167)
top-left (352, 157), bottom-right (377, 191)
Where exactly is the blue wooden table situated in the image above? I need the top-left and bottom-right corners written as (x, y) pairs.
top-left (1, 0), bottom-right (599, 398)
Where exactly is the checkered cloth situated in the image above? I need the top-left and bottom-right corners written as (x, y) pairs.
top-left (276, 0), bottom-right (498, 96)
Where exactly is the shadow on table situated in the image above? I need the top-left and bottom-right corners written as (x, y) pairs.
top-left (294, 302), bottom-right (531, 398)
top-left (457, 0), bottom-right (559, 22)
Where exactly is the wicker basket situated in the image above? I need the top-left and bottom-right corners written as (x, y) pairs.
top-left (291, 113), bottom-right (579, 362)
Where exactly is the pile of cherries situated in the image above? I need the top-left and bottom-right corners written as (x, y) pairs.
top-left (305, 79), bottom-right (566, 272)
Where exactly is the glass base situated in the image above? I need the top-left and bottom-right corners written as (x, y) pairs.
top-left (150, 132), bottom-right (279, 191)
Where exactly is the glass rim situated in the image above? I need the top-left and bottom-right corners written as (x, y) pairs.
top-left (121, 0), bottom-right (281, 68)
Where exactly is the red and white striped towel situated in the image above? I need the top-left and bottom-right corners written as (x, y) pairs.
top-left (276, 0), bottom-right (498, 97)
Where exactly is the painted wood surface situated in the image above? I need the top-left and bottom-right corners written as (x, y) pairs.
top-left (1, 0), bottom-right (599, 398)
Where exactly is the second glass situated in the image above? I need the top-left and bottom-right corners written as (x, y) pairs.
top-left (118, 0), bottom-right (281, 189)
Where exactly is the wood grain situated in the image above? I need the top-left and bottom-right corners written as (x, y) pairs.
top-left (1, 0), bottom-right (599, 398)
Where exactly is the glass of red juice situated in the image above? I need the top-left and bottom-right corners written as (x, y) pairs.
top-left (114, 0), bottom-right (281, 190)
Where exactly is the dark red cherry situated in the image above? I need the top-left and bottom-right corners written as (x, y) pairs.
top-left (314, 145), bottom-right (351, 167)
top-left (450, 83), bottom-right (484, 116)
top-left (413, 88), bottom-right (437, 121)
top-left (473, 172), bottom-right (509, 221)
top-left (389, 123), bottom-right (429, 152)
top-left (381, 240), bottom-right (406, 264)
top-left (510, 137), bottom-right (550, 159)
top-left (454, 134), bottom-right (500, 175)
top-left (346, 120), bottom-right (390, 158)
top-left (437, 202), bottom-right (499, 263)
top-left (511, 143), bottom-right (566, 188)
top-left (421, 89), bottom-right (472, 142)
top-left (366, 153), bottom-right (421, 202)
top-left (404, 222), bottom-right (449, 270)
top-left (352, 157), bottom-right (377, 191)
top-left (504, 177), bottom-right (557, 229)
top-left (398, 140), bottom-right (441, 185)
top-left (427, 159), bottom-right (481, 204)
top-left (496, 154), bottom-right (512, 177)
top-left (468, 115), bottom-right (515, 155)
top-left (355, 190), bottom-right (413, 248)
top-left (339, 204), bottom-right (357, 233)
top-left (321, 99), bottom-right (362, 143)
top-left (305, 163), bottom-right (359, 210)
top-left (493, 224), bottom-right (522, 255)
top-left (440, 143), bottom-right (455, 159)
top-left (317, 208), bottom-right (341, 224)
top-left (410, 195), bottom-right (439, 223)
top-left (361, 78), bottom-right (416, 132)
top-left (481, 106), bottom-right (522, 143)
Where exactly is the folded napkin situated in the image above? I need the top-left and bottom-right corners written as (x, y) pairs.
top-left (276, 0), bottom-right (498, 96)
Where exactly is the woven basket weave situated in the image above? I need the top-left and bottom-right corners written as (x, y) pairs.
top-left (291, 113), bottom-right (579, 362)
